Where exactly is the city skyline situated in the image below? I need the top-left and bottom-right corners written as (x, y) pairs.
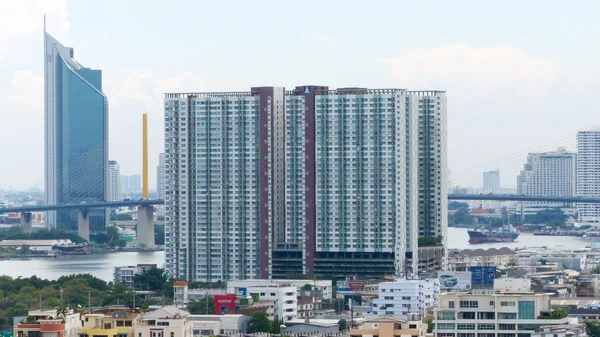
top-left (2, 1), bottom-right (600, 189)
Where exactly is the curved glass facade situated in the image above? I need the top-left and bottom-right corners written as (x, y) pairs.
top-left (45, 32), bottom-right (108, 231)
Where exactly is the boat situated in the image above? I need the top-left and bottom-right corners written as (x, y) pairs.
top-left (468, 225), bottom-right (519, 244)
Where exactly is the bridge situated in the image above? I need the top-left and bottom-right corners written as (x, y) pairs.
top-left (448, 194), bottom-right (600, 203)
top-left (4, 194), bottom-right (597, 242)
top-left (1, 199), bottom-right (165, 248)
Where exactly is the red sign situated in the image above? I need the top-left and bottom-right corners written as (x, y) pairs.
top-left (349, 280), bottom-right (365, 291)
top-left (214, 294), bottom-right (236, 315)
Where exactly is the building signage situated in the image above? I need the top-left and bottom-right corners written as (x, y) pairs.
top-left (438, 271), bottom-right (472, 291)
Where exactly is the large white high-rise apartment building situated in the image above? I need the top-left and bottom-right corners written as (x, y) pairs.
top-left (157, 153), bottom-right (166, 200)
top-left (483, 170), bottom-right (500, 193)
top-left (517, 149), bottom-right (576, 214)
top-left (578, 130), bottom-right (600, 222)
top-left (107, 160), bottom-right (121, 202)
top-left (164, 86), bottom-right (447, 282)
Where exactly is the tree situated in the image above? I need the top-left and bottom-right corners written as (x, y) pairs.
top-left (426, 318), bottom-right (433, 333)
top-left (189, 296), bottom-right (215, 315)
top-left (249, 312), bottom-right (272, 333)
top-left (586, 321), bottom-right (600, 337)
top-left (20, 244), bottom-right (30, 255)
top-left (110, 214), bottom-right (133, 221)
top-left (133, 267), bottom-right (167, 292)
top-left (449, 201), bottom-right (469, 210)
top-left (270, 318), bottom-right (284, 334)
top-left (301, 284), bottom-right (313, 291)
top-left (338, 319), bottom-right (347, 332)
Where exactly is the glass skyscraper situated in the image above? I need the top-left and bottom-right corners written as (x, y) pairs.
top-left (44, 30), bottom-right (108, 231)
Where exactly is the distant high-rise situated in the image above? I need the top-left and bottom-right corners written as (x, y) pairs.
top-left (483, 170), bottom-right (500, 193)
top-left (157, 153), bottom-right (166, 200)
top-left (121, 175), bottom-right (142, 195)
top-left (44, 29), bottom-right (108, 230)
top-left (577, 131), bottom-right (600, 222)
top-left (517, 149), bottom-right (576, 213)
top-left (164, 86), bottom-right (447, 282)
top-left (107, 161), bottom-right (121, 202)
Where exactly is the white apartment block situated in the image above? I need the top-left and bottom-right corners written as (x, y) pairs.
top-left (577, 130), bottom-right (600, 223)
top-left (164, 86), bottom-right (447, 281)
top-left (369, 277), bottom-right (439, 318)
top-left (517, 149), bottom-right (576, 212)
top-left (227, 279), bottom-right (332, 300)
top-left (108, 160), bottom-right (121, 202)
top-left (227, 281), bottom-right (297, 321)
top-left (434, 291), bottom-right (573, 337)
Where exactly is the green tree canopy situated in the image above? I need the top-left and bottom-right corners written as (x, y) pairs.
top-left (249, 312), bottom-right (272, 333)
top-left (189, 296), bottom-right (215, 315)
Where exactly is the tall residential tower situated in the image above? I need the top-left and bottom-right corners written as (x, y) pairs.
top-left (157, 153), bottom-right (166, 200)
top-left (107, 160), bottom-right (121, 202)
top-left (483, 170), bottom-right (500, 193)
top-left (577, 130), bottom-right (600, 223)
top-left (44, 29), bottom-right (108, 230)
top-left (164, 86), bottom-right (447, 282)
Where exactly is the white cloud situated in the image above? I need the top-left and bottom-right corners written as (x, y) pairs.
top-left (382, 44), bottom-right (591, 188)
top-left (0, 71), bottom-right (45, 189)
top-left (310, 32), bottom-right (336, 45)
top-left (383, 44), bottom-right (558, 96)
top-left (0, 0), bottom-right (69, 42)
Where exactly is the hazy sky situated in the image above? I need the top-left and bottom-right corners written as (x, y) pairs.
top-left (1, 0), bottom-right (599, 190)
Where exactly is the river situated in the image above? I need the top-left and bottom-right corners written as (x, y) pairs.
top-left (0, 251), bottom-right (165, 281)
top-left (0, 229), bottom-right (594, 281)
top-left (447, 227), bottom-right (593, 250)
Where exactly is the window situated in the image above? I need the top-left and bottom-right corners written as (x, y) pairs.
top-left (498, 324), bottom-right (516, 330)
top-left (460, 301), bottom-right (478, 308)
top-left (457, 323), bottom-right (475, 330)
top-left (477, 324), bottom-right (495, 330)
top-left (437, 323), bottom-right (456, 330)
top-left (171, 333), bottom-right (174, 337)
top-left (489, 301), bottom-right (495, 307)
top-left (518, 301), bottom-right (535, 319)
top-left (501, 301), bottom-right (516, 307)
top-left (157, 322), bottom-right (170, 326)
top-left (449, 301), bottom-right (455, 308)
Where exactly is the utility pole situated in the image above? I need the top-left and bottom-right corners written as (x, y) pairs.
top-left (39, 295), bottom-right (42, 310)
top-left (60, 287), bottom-right (64, 305)
top-left (133, 285), bottom-right (136, 309)
top-left (88, 290), bottom-right (91, 308)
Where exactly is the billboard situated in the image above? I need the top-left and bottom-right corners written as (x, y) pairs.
top-left (349, 280), bottom-right (365, 291)
top-left (470, 266), bottom-right (496, 286)
top-left (438, 271), bottom-right (472, 291)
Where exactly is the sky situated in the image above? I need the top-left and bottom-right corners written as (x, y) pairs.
top-left (1, 0), bottom-right (600, 190)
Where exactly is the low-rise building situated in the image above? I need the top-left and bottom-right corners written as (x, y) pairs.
top-left (187, 314), bottom-right (249, 336)
top-left (114, 264), bottom-right (158, 288)
top-left (136, 306), bottom-right (193, 337)
top-left (226, 282), bottom-right (297, 320)
top-left (433, 290), bottom-right (575, 337)
top-left (227, 279), bottom-right (333, 300)
top-left (15, 309), bottom-right (80, 337)
top-left (284, 320), bottom-right (340, 335)
top-left (79, 308), bottom-right (140, 337)
top-left (531, 324), bottom-right (587, 337)
top-left (448, 248), bottom-right (518, 271)
top-left (369, 277), bottom-right (439, 318)
top-left (350, 315), bottom-right (424, 337)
